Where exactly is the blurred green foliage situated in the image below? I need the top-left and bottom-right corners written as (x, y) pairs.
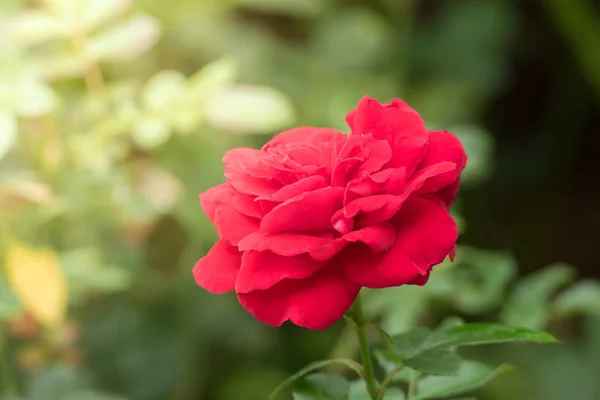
top-left (1, 0), bottom-right (599, 399)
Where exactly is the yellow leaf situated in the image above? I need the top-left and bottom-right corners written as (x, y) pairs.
top-left (5, 239), bottom-right (67, 326)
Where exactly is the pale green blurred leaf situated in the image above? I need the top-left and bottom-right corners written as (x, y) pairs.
top-left (31, 53), bottom-right (85, 80)
top-left (14, 78), bottom-right (57, 117)
top-left (63, 391), bottom-right (129, 400)
top-left (452, 248), bottom-right (517, 314)
top-left (171, 108), bottom-right (201, 133)
top-left (47, 0), bottom-right (85, 21)
top-left (205, 85), bottom-right (296, 134)
top-left (234, 0), bottom-right (327, 17)
top-left (312, 8), bottom-right (391, 69)
top-left (29, 365), bottom-right (89, 400)
top-left (188, 58), bottom-right (239, 97)
top-left (8, 10), bottom-right (64, 45)
top-left (0, 276), bottom-right (22, 322)
top-left (82, 0), bottom-right (132, 31)
top-left (501, 263), bottom-right (575, 329)
top-left (554, 280), bottom-right (600, 316)
top-left (133, 118), bottom-right (172, 149)
top-left (364, 286), bottom-right (429, 334)
top-left (141, 70), bottom-right (187, 111)
top-left (450, 125), bottom-right (494, 185)
top-left (414, 362), bottom-right (513, 400)
top-left (61, 248), bottom-right (131, 302)
top-left (89, 14), bottom-right (161, 62)
top-left (0, 111), bottom-right (17, 161)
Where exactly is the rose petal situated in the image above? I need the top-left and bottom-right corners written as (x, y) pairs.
top-left (263, 127), bottom-right (345, 150)
top-left (344, 197), bottom-right (457, 288)
top-left (344, 167), bottom-right (407, 204)
top-left (237, 266), bottom-right (360, 329)
top-left (346, 97), bottom-right (428, 168)
top-left (258, 175), bottom-right (327, 202)
top-left (200, 183), bottom-right (233, 224)
top-left (339, 194), bottom-right (397, 218)
top-left (193, 240), bottom-right (242, 294)
top-left (353, 162), bottom-right (457, 227)
top-left (232, 193), bottom-right (264, 218)
top-left (309, 238), bottom-right (347, 261)
top-left (235, 251), bottom-right (326, 293)
top-left (223, 148), bottom-right (279, 179)
top-left (344, 223), bottom-right (396, 253)
top-left (416, 130), bottom-right (467, 198)
top-left (237, 232), bottom-right (335, 256)
top-left (332, 194), bottom-right (397, 232)
top-left (436, 178), bottom-right (461, 208)
top-left (226, 173), bottom-right (280, 197)
top-left (223, 148), bottom-right (282, 196)
top-left (214, 205), bottom-right (260, 245)
top-left (408, 270), bottom-right (431, 286)
top-left (261, 187), bottom-right (344, 233)
top-left (360, 135), bottom-right (393, 174)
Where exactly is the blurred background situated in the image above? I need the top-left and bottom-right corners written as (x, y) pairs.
top-left (1, 0), bottom-right (599, 399)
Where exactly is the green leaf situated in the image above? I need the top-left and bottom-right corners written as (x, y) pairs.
top-left (413, 362), bottom-right (513, 400)
top-left (204, 85), bottom-right (296, 134)
top-left (292, 373), bottom-right (349, 400)
top-left (436, 317), bottom-right (466, 332)
top-left (89, 14), bottom-right (161, 62)
top-left (501, 263), bottom-right (575, 329)
top-left (375, 322), bottom-right (553, 378)
top-left (380, 388), bottom-right (405, 400)
top-left (423, 323), bottom-right (557, 349)
top-left (554, 280), bottom-right (600, 316)
top-left (392, 328), bottom-right (432, 357)
top-left (349, 381), bottom-right (405, 400)
top-left (63, 392), bottom-right (129, 400)
top-left (269, 359), bottom-right (363, 400)
top-left (377, 328), bottom-right (462, 376)
top-left (374, 351), bottom-right (420, 383)
top-left (403, 348), bottom-right (463, 376)
top-left (376, 329), bottom-right (463, 376)
top-left (0, 111), bottom-right (17, 161)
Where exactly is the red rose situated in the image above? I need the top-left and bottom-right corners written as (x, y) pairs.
top-left (193, 96), bottom-right (466, 329)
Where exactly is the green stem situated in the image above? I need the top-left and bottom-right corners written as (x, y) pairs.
top-left (407, 376), bottom-right (416, 400)
top-left (377, 365), bottom-right (405, 400)
top-left (351, 293), bottom-right (378, 400)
